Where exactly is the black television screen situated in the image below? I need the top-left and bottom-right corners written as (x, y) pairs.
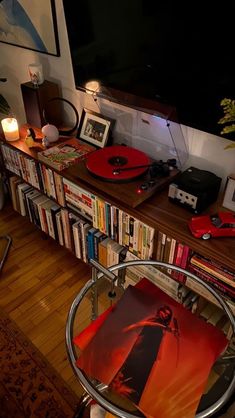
top-left (63, 1), bottom-right (235, 139)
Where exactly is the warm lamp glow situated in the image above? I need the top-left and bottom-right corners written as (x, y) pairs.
top-left (85, 80), bottom-right (100, 94)
top-left (1, 117), bottom-right (19, 141)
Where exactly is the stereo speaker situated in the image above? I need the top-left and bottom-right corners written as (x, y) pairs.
top-left (21, 80), bottom-right (63, 128)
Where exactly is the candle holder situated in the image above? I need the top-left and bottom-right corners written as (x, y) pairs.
top-left (28, 63), bottom-right (44, 88)
top-left (1, 117), bottom-right (20, 141)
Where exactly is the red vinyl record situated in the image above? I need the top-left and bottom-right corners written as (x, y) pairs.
top-left (86, 145), bottom-right (150, 182)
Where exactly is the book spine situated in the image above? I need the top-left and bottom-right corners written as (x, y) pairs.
top-left (47, 168), bottom-right (56, 200)
top-left (27, 192), bottom-right (41, 224)
top-left (105, 202), bottom-right (111, 237)
top-left (147, 226), bottom-right (155, 259)
top-left (98, 239), bottom-right (111, 267)
top-left (50, 205), bottom-right (60, 242)
top-left (56, 211), bottom-right (64, 246)
top-left (132, 219), bottom-right (139, 256)
top-left (167, 238), bottom-right (177, 274)
top-left (41, 164), bottom-right (50, 196)
top-left (177, 245), bottom-right (191, 283)
top-left (61, 209), bottom-right (72, 250)
top-left (163, 235), bottom-right (172, 263)
top-left (189, 264), bottom-right (235, 299)
top-left (37, 199), bottom-right (50, 233)
top-left (80, 224), bottom-right (90, 263)
top-left (17, 184), bottom-right (29, 216)
top-left (128, 216), bottom-right (134, 251)
top-left (113, 206), bottom-right (119, 242)
top-left (142, 224), bottom-right (147, 259)
top-left (156, 231), bottom-right (163, 261)
top-left (118, 209), bottom-right (123, 246)
top-left (195, 253), bottom-right (235, 278)
top-left (94, 233), bottom-right (106, 261)
top-left (160, 232), bottom-right (166, 261)
top-left (73, 222), bottom-right (82, 259)
top-left (171, 242), bottom-right (184, 282)
top-left (53, 172), bottom-right (66, 207)
top-left (190, 255), bottom-right (235, 287)
top-left (63, 179), bottom-right (94, 220)
top-left (31, 198), bottom-right (42, 228)
top-left (87, 228), bottom-right (98, 260)
top-left (45, 207), bottom-right (55, 239)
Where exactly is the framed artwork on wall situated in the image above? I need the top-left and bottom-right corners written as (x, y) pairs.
top-left (0, 0), bottom-right (60, 56)
top-left (77, 108), bottom-right (115, 148)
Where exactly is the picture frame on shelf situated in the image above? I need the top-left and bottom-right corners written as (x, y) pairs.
top-left (222, 174), bottom-right (235, 211)
top-left (0, 0), bottom-right (60, 57)
top-left (77, 108), bottom-right (115, 148)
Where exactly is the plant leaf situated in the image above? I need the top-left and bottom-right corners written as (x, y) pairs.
top-left (224, 143), bottom-right (235, 150)
top-left (0, 94), bottom-right (11, 115)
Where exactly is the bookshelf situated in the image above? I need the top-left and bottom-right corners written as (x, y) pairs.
top-left (64, 158), bottom-right (235, 272)
top-left (0, 131), bottom-right (235, 312)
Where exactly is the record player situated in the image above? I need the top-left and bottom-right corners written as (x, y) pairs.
top-left (64, 144), bottom-right (180, 208)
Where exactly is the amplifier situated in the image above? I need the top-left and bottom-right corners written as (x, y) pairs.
top-left (168, 167), bottom-right (222, 213)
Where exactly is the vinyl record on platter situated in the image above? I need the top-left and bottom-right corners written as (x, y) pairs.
top-left (86, 145), bottom-right (150, 182)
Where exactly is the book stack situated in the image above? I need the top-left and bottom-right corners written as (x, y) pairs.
top-left (187, 253), bottom-right (235, 315)
top-left (37, 138), bottom-right (96, 171)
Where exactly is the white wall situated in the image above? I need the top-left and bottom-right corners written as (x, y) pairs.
top-left (1, 0), bottom-right (234, 190)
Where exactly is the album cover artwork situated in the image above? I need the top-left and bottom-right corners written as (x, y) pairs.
top-left (75, 279), bottom-right (228, 418)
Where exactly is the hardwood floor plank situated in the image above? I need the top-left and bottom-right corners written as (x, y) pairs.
top-left (0, 203), bottom-right (91, 398)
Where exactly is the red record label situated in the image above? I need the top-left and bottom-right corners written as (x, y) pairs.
top-left (86, 145), bottom-right (150, 181)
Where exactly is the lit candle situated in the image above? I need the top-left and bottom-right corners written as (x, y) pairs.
top-left (1, 118), bottom-right (19, 141)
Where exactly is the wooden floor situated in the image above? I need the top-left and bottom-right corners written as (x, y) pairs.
top-left (0, 201), bottom-right (92, 397)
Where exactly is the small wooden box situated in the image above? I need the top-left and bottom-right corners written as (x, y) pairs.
top-left (21, 80), bottom-right (63, 128)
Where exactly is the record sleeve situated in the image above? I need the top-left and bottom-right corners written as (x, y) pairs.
top-left (75, 279), bottom-right (228, 418)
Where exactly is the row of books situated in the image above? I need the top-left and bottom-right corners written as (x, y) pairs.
top-left (63, 178), bottom-right (155, 259)
top-left (8, 174), bottom-right (187, 306)
top-left (8, 173), bottom-right (187, 304)
top-left (1, 143), bottom-right (66, 206)
top-left (8, 175), bottom-right (131, 268)
top-left (155, 230), bottom-right (235, 315)
top-left (1, 143), bottom-right (155, 260)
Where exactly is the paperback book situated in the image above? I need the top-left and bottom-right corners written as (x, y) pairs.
top-left (37, 138), bottom-right (96, 171)
top-left (74, 279), bottom-right (228, 418)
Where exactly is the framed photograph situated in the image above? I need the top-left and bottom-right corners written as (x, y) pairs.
top-left (78, 108), bottom-right (115, 148)
top-left (222, 174), bottom-right (235, 211)
top-left (0, 0), bottom-right (60, 56)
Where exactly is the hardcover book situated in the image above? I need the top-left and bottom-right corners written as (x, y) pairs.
top-left (37, 138), bottom-right (96, 171)
top-left (75, 279), bottom-right (228, 418)
top-left (190, 253), bottom-right (235, 288)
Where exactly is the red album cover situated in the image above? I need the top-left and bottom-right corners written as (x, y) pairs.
top-left (73, 306), bottom-right (114, 351)
top-left (75, 279), bottom-right (228, 418)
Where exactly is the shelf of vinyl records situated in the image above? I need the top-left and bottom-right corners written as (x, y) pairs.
top-left (0, 139), bottom-right (234, 351)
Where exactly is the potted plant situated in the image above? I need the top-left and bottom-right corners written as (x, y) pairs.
top-left (218, 98), bottom-right (235, 149)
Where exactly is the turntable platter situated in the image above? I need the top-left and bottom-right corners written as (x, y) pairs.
top-left (86, 145), bottom-right (150, 182)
